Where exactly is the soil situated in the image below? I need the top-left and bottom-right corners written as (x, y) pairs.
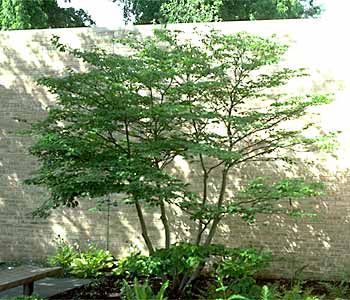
top-left (48, 275), bottom-right (350, 299)
top-left (49, 276), bottom-right (122, 300)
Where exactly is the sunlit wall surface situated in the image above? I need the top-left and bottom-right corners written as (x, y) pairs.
top-left (0, 19), bottom-right (350, 279)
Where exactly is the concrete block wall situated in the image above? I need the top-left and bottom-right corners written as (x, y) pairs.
top-left (1, 20), bottom-right (350, 280)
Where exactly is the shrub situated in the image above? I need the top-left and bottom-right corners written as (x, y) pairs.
top-left (47, 236), bottom-right (79, 272)
top-left (214, 284), bottom-right (320, 300)
top-left (70, 245), bottom-right (116, 278)
top-left (217, 248), bottom-right (270, 279)
top-left (115, 243), bottom-right (216, 281)
top-left (48, 238), bottom-right (116, 278)
top-left (213, 248), bottom-right (270, 299)
top-left (279, 284), bottom-right (319, 300)
top-left (114, 251), bottom-right (159, 278)
top-left (115, 243), bottom-right (270, 297)
top-left (150, 243), bottom-right (215, 277)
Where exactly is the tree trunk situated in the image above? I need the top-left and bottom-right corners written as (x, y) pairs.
top-left (160, 200), bottom-right (171, 249)
top-left (124, 120), bottom-right (155, 254)
top-left (179, 167), bottom-right (229, 294)
top-left (134, 200), bottom-right (155, 254)
top-left (195, 170), bottom-right (208, 245)
top-left (204, 167), bottom-right (229, 246)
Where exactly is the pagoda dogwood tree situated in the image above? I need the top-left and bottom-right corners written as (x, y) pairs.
top-left (27, 29), bottom-right (332, 255)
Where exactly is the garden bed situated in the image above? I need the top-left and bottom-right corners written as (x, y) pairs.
top-left (48, 275), bottom-right (350, 300)
top-left (41, 240), bottom-right (350, 300)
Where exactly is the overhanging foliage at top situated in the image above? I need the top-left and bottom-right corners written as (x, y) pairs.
top-left (118, 0), bottom-right (321, 24)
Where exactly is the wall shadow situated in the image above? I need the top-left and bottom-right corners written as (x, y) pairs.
top-left (147, 21), bottom-right (350, 281)
top-left (1, 23), bottom-right (350, 282)
top-left (0, 28), bottom-right (162, 262)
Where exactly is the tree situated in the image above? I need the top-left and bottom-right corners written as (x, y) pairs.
top-left (27, 29), bottom-right (332, 258)
top-left (0, 0), bottom-right (94, 30)
top-left (160, 0), bottom-right (223, 23)
top-left (118, 0), bottom-right (321, 24)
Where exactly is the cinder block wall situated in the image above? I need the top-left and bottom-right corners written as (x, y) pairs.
top-left (1, 20), bottom-right (350, 280)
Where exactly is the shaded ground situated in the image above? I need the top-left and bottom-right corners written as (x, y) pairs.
top-left (0, 264), bottom-right (90, 299)
top-left (0, 277), bottom-right (90, 299)
top-left (49, 276), bottom-right (121, 300)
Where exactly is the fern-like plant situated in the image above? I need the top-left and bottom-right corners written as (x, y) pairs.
top-left (121, 278), bottom-right (169, 300)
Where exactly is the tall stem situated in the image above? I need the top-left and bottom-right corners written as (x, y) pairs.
top-left (204, 167), bottom-right (229, 246)
top-left (155, 160), bottom-right (171, 249)
top-left (135, 200), bottom-right (155, 254)
top-left (160, 200), bottom-right (171, 249)
top-left (203, 86), bottom-right (237, 246)
top-left (106, 199), bottom-right (110, 250)
top-left (195, 162), bottom-right (208, 245)
top-left (124, 119), bottom-right (155, 254)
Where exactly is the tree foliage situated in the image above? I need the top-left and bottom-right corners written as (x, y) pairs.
top-left (118, 0), bottom-right (321, 24)
top-left (27, 29), bottom-right (332, 257)
top-left (0, 0), bottom-right (94, 30)
top-left (160, 0), bottom-right (223, 23)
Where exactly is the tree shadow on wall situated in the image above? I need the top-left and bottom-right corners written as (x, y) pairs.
top-left (166, 120), bottom-right (350, 281)
top-left (2, 26), bottom-right (350, 282)
top-left (57, 27), bottom-right (350, 280)
top-left (75, 28), bottom-right (350, 280)
top-left (122, 23), bottom-right (350, 280)
top-left (0, 28), bottom-right (163, 261)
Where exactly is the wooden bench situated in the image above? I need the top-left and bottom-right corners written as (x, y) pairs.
top-left (0, 266), bottom-right (63, 296)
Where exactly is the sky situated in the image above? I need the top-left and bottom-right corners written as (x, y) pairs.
top-left (57, 0), bottom-right (350, 29)
top-left (57, 0), bottom-right (125, 28)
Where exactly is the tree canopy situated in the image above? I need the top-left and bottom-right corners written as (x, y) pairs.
top-left (0, 0), bottom-right (95, 30)
top-left (118, 0), bottom-right (321, 24)
top-left (27, 28), bottom-right (333, 259)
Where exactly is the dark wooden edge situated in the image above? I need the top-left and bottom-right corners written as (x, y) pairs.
top-left (23, 282), bottom-right (34, 296)
top-left (0, 267), bottom-right (63, 292)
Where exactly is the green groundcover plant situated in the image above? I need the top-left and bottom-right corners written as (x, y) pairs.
top-left (49, 240), bottom-right (272, 298)
top-left (121, 278), bottom-right (169, 300)
top-left (48, 236), bottom-right (116, 278)
top-left (7, 296), bottom-right (44, 300)
top-left (27, 28), bottom-right (335, 291)
top-left (48, 240), bottom-right (344, 298)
